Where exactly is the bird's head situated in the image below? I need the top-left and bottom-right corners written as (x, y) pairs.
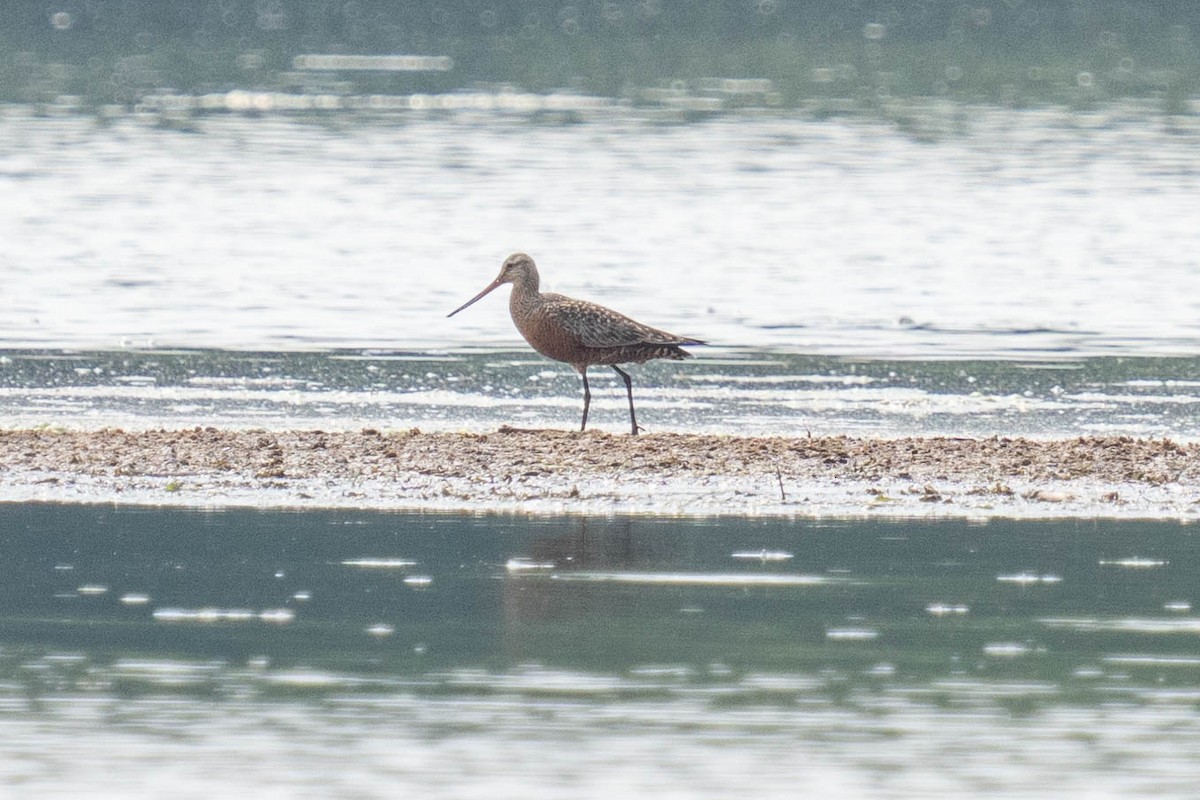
top-left (447, 253), bottom-right (539, 317)
top-left (497, 252), bottom-right (536, 285)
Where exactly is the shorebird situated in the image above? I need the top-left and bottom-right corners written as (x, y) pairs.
top-left (447, 253), bottom-right (705, 435)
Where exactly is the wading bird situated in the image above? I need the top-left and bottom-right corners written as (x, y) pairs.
top-left (447, 253), bottom-right (705, 435)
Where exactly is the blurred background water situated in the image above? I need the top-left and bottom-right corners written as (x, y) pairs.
top-left (2, 107), bottom-right (1199, 357)
top-left (2, 1), bottom-right (1200, 358)
top-left (3, 505), bottom-right (1200, 798)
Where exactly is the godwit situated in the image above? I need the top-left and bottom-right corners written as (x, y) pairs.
top-left (448, 253), bottom-right (705, 435)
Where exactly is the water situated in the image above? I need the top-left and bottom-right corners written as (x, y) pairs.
top-left (3, 348), bottom-right (1200, 440)
top-left (4, 105), bottom-right (1199, 437)
top-left (5, 103), bottom-right (1200, 794)
top-left (2, 504), bottom-right (1200, 797)
top-left (2, 105), bottom-right (1199, 358)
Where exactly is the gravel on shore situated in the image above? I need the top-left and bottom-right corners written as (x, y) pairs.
top-left (2, 426), bottom-right (1198, 518)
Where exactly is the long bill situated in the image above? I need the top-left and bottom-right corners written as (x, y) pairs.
top-left (447, 278), bottom-right (503, 317)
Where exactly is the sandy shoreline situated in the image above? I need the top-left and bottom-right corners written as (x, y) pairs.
top-left (2, 426), bottom-right (1198, 519)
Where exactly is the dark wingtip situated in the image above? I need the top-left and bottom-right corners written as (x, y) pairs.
top-left (682, 338), bottom-right (708, 346)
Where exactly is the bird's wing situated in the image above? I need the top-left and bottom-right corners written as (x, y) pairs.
top-left (541, 296), bottom-right (684, 349)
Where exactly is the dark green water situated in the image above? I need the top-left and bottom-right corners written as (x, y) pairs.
top-left (7, 1), bottom-right (1200, 107)
top-left (2, 504), bottom-right (1200, 797)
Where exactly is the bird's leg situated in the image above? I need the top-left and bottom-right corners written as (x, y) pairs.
top-left (579, 368), bottom-right (591, 432)
top-left (612, 366), bottom-right (641, 435)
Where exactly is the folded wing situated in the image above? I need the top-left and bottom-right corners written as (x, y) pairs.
top-left (541, 296), bottom-right (699, 349)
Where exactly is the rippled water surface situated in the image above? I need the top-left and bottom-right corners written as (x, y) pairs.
top-left (2, 505), bottom-right (1200, 797)
top-left (4, 348), bottom-right (1200, 440)
top-left (2, 106), bottom-right (1199, 357)
top-left (5, 105), bottom-right (1199, 438)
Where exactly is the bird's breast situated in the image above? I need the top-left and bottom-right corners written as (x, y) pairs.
top-left (512, 308), bottom-right (588, 365)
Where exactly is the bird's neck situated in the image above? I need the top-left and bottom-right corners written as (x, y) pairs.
top-left (508, 273), bottom-right (541, 315)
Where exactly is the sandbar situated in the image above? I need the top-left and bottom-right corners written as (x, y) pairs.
top-left (1, 427), bottom-right (1197, 519)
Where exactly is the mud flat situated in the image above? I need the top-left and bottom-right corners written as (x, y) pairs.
top-left (1, 426), bottom-right (1198, 519)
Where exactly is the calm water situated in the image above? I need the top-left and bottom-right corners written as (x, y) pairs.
top-left (2, 105), bottom-right (1199, 358)
top-left (2, 504), bottom-right (1200, 797)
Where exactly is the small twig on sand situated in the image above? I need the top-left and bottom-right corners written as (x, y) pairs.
top-left (775, 467), bottom-right (786, 502)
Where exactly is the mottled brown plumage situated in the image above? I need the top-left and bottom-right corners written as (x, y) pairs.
top-left (448, 252), bottom-right (705, 434)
